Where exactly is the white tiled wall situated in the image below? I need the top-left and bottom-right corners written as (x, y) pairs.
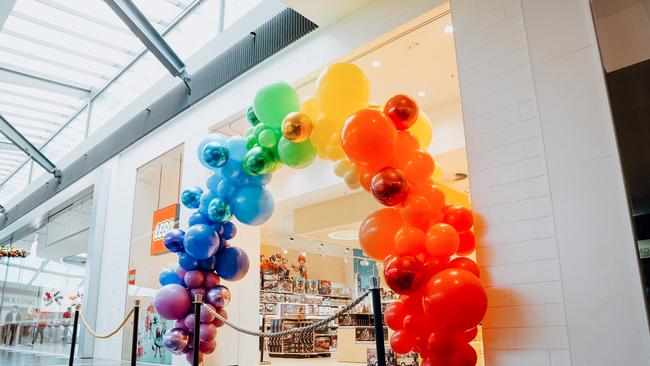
top-left (451, 0), bottom-right (650, 365)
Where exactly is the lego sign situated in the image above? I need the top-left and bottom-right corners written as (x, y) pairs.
top-left (150, 204), bottom-right (179, 255)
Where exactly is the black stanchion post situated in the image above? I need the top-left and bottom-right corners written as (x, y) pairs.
top-left (69, 305), bottom-right (80, 366)
top-left (131, 299), bottom-right (140, 366)
top-left (370, 278), bottom-right (387, 366)
top-left (193, 294), bottom-right (202, 366)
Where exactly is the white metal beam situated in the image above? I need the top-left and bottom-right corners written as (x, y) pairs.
top-left (0, 0), bottom-right (16, 30)
top-left (0, 114), bottom-right (60, 177)
top-left (0, 64), bottom-right (91, 98)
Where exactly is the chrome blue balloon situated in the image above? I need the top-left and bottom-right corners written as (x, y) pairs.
top-left (206, 172), bottom-right (223, 193)
top-left (216, 178), bottom-right (238, 198)
top-left (181, 186), bottom-right (203, 209)
top-left (232, 186), bottom-right (274, 225)
top-left (183, 224), bottom-right (220, 260)
top-left (226, 136), bottom-right (247, 161)
top-left (201, 141), bottom-right (229, 169)
top-left (221, 221), bottom-right (237, 240)
top-left (215, 247), bottom-right (250, 281)
top-left (188, 212), bottom-right (213, 227)
top-left (164, 229), bottom-right (185, 253)
top-left (197, 256), bottom-right (216, 271)
top-left (159, 268), bottom-right (184, 286)
top-left (178, 252), bottom-right (199, 271)
top-left (197, 134), bottom-right (227, 169)
top-left (207, 198), bottom-right (233, 223)
top-left (198, 190), bottom-right (218, 215)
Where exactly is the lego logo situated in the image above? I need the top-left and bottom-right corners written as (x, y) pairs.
top-left (153, 219), bottom-right (175, 241)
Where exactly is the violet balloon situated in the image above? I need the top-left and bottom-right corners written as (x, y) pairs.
top-left (163, 328), bottom-right (191, 355)
top-left (184, 313), bottom-right (197, 329)
top-left (206, 285), bottom-right (231, 308)
top-left (186, 350), bottom-right (203, 364)
top-left (190, 287), bottom-right (206, 300)
top-left (199, 323), bottom-right (217, 342)
top-left (203, 272), bottom-right (220, 289)
top-left (174, 319), bottom-right (187, 330)
top-left (200, 303), bottom-right (217, 323)
top-left (176, 267), bottom-right (187, 280)
top-left (211, 308), bottom-right (228, 328)
top-left (154, 284), bottom-right (191, 320)
top-left (184, 270), bottom-right (205, 289)
top-left (200, 339), bottom-right (217, 354)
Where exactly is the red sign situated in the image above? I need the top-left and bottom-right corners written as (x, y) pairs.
top-left (128, 268), bottom-right (136, 285)
top-left (150, 204), bottom-right (179, 255)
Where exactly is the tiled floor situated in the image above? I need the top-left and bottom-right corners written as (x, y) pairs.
top-left (0, 349), bottom-right (136, 366)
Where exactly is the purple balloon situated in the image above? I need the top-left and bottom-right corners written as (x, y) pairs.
top-left (176, 267), bottom-right (187, 281)
top-left (203, 272), bottom-right (221, 289)
top-left (200, 339), bottom-right (217, 354)
top-left (186, 350), bottom-right (203, 364)
top-left (184, 313), bottom-right (197, 330)
top-left (211, 308), bottom-right (228, 328)
top-left (206, 285), bottom-right (231, 308)
top-left (155, 284), bottom-right (191, 320)
top-left (199, 323), bottom-right (217, 342)
top-left (200, 304), bottom-right (216, 323)
top-left (190, 287), bottom-right (206, 301)
top-left (184, 270), bottom-right (205, 289)
top-left (174, 319), bottom-right (188, 330)
top-left (163, 328), bottom-right (190, 354)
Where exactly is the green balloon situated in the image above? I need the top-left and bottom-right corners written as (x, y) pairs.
top-left (258, 129), bottom-right (277, 148)
top-left (246, 106), bottom-right (260, 126)
top-left (244, 127), bottom-right (255, 139)
top-left (253, 81), bottom-right (299, 128)
top-left (277, 137), bottom-right (317, 169)
top-left (253, 123), bottom-right (267, 137)
top-left (243, 146), bottom-right (275, 175)
top-left (245, 135), bottom-right (258, 150)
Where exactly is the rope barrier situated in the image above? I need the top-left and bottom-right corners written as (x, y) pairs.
top-left (78, 308), bottom-right (134, 339)
top-left (202, 289), bottom-right (372, 338)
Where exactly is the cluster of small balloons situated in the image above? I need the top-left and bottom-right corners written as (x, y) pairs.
top-left (341, 92), bottom-right (486, 364)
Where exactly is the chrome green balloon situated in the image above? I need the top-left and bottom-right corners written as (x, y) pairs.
top-left (258, 129), bottom-right (277, 148)
top-left (246, 106), bottom-right (260, 126)
top-left (277, 137), bottom-right (317, 169)
top-left (252, 81), bottom-right (299, 128)
top-left (243, 146), bottom-right (275, 175)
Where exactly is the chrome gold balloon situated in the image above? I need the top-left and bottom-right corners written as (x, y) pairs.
top-left (281, 112), bottom-right (313, 143)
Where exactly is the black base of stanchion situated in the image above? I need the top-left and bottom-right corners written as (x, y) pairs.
top-left (193, 295), bottom-right (202, 366)
top-left (131, 300), bottom-right (140, 366)
top-left (69, 306), bottom-right (80, 366)
top-left (371, 278), bottom-right (387, 366)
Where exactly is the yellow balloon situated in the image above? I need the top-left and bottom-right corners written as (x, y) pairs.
top-left (316, 63), bottom-right (370, 118)
top-left (432, 162), bottom-right (443, 180)
top-left (409, 110), bottom-right (433, 149)
top-left (333, 158), bottom-right (352, 177)
top-left (300, 96), bottom-right (321, 121)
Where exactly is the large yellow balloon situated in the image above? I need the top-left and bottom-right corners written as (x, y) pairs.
top-left (300, 96), bottom-right (321, 121)
top-left (409, 110), bottom-right (433, 149)
top-left (316, 63), bottom-right (370, 118)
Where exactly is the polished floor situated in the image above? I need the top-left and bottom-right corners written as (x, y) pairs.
top-left (0, 349), bottom-right (141, 366)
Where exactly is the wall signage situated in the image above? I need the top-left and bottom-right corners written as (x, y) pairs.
top-left (150, 204), bottom-right (179, 255)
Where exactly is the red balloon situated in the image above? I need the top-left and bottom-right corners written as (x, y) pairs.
top-left (384, 94), bottom-right (419, 130)
top-left (401, 293), bottom-right (424, 313)
top-left (412, 335), bottom-right (430, 355)
top-left (390, 330), bottom-right (415, 354)
top-left (403, 312), bottom-right (431, 336)
top-left (371, 168), bottom-right (409, 206)
top-left (418, 184), bottom-right (446, 214)
top-left (456, 230), bottom-right (476, 256)
top-left (427, 329), bottom-right (455, 353)
top-left (449, 257), bottom-right (480, 278)
top-left (401, 194), bottom-right (431, 230)
top-left (383, 301), bottom-right (406, 330)
top-left (394, 226), bottom-right (425, 256)
top-left (384, 255), bottom-right (425, 294)
top-left (447, 343), bottom-right (477, 366)
top-left (359, 208), bottom-right (402, 260)
top-left (423, 269), bottom-right (487, 331)
top-left (425, 223), bottom-right (459, 257)
top-left (422, 256), bottom-right (449, 279)
top-left (420, 354), bottom-right (449, 366)
top-left (458, 327), bottom-right (478, 343)
top-left (444, 206), bottom-right (473, 232)
top-left (341, 108), bottom-right (396, 167)
top-left (402, 150), bottom-right (435, 183)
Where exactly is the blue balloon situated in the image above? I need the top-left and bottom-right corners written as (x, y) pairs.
top-left (159, 268), bottom-right (184, 286)
top-left (215, 247), bottom-right (250, 281)
top-left (207, 198), bottom-right (233, 223)
top-left (181, 186), bottom-right (203, 209)
top-left (164, 229), bottom-right (185, 253)
top-left (184, 224), bottom-right (220, 260)
top-left (221, 158), bottom-right (245, 181)
top-left (232, 186), bottom-right (274, 225)
top-left (178, 252), bottom-right (199, 271)
top-left (246, 173), bottom-right (272, 187)
top-left (197, 256), bottom-right (216, 271)
top-left (198, 190), bottom-right (219, 215)
top-left (198, 134), bottom-right (227, 169)
top-left (201, 141), bottom-right (229, 169)
top-left (216, 178), bottom-right (238, 198)
top-left (221, 221), bottom-right (237, 240)
top-left (226, 136), bottom-right (247, 161)
top-left (206, 172), bottom-right (224, 193)
top-left (188, 212), bottom-right (213, 227)
top-left (212, 223), bottom-right (224, 236)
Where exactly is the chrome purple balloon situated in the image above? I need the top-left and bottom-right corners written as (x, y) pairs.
top-left (206, 285), bottom-right (231, 308)
top-left (163, 328), bottom-right (190, 355)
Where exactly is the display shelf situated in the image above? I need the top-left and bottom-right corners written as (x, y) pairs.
top-left (261, 289), bottom-right (352, 299)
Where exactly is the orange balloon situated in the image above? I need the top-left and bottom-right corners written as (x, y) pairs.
top-left (396, 130), bottom-right (420, 151)
top-left (422, 255), bottom-right (449, 279)
top-left (402, 150), bottom-right (435, 183)
top-left (341, 108), bottom-right (396, 168)
top-left (449, 257), bottom-right (480, 278)
top-left (444, 206), bottom-right (474, 232)
top-left (401, 194), bottom-right (431, 230)
top-left (425, 223), bottom-right (459, 257)
top-left (359, 208), bottom-right (402, 260)
top-left (418, 184), bottom-right (446, 214)
top-left (394, 226), bottom-right (426, 256)
top-left (456, 231), bottom-right (476, 256)
top-left (423, 269), bottom-right (487, 331)
top-left (390, 330), bottom-right (415, 355)
top-left (359, 168), bottom-right (373, 191)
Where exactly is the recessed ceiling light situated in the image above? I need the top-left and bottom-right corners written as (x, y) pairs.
top-left (371, 60), bottom-right (381, 68)
top-left (444, 25), bottom-right (454, 34)
top-left (328, 230), bottom-right (358, 241)
top-left (417, 91), bottom-right (427, 97)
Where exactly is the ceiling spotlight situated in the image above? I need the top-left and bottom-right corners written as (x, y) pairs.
top-left (283, 247), bottom-right (288, 254)
top-left (417, 91), bottom-right (427, 97)
top-left (371, 60), bottom-right (381, 68)
top-left (444, 25), bottom-right (454, 34)
top-left (301, 252), bottom-right (307, 257)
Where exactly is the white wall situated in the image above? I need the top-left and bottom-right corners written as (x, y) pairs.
top-left (452, 0), bottom-right (650, 365)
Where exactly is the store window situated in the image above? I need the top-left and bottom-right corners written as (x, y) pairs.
top-left (0, 194), bottom-right (91, 356)
top-left (122, 144), bottom-right (183, 364)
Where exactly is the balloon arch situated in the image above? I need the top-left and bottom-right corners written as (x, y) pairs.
top-left (154, 63), bottom-right (487, 365)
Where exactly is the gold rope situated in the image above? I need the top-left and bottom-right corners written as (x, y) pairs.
top-left (78, 308), bottom-right (134, 339)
